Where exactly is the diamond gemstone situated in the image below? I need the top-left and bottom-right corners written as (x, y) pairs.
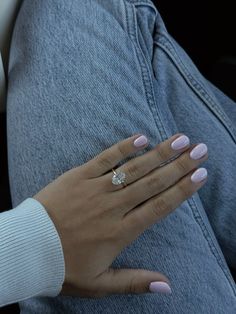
top-left (112, 171), bottom-right (126, 185)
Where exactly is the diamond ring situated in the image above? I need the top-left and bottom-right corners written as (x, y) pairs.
top-left (111, 168), bottom-right (127, 187)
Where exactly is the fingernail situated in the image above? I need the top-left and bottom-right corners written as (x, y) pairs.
top-left (149, 281), bottom-right (172, 294)
top-left (190, 143), bottom-right (208, 160)
top-left (191, 168), bottom-right (208, 183)
top-left (134, 135), bottom-right (148, 147)
top-left (171, 135), bottom-right (190, 150)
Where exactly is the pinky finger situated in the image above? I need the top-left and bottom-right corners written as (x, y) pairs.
top-left (123, 168), bottom-right (208, 241)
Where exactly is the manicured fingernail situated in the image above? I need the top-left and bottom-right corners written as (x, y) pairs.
top-left (191, 168), bottom-right (208, 183)
top-left (190, 143), bottom-right (208, 160)
top-left (149, 281), bottom-right (172, 294)
top-left (133, 135), bottom-right (148, 147)
top-left (171, 135), bottom-right (190, 150)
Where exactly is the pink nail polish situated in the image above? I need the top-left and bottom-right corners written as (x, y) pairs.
top-left (190, 143), bottom-right (208, 160)
top-left (133, 135), bottom-right (148, 147)
top-left (191, 168), bottom-right (208, 183)
top-left (149, 281), bottom-right (172, 294)
top-left (171, 135), bottom-right (190, 150)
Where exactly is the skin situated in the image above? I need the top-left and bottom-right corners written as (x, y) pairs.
top-left (33, 132), bottom-right (208, 298)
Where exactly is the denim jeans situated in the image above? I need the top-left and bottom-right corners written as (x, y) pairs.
top-left (6, 0), bottom-right (236, 313)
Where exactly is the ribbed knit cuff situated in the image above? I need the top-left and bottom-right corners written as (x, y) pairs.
top-left (0, 198), bottom-right (65, 307)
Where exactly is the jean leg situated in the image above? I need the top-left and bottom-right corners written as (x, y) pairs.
top-left (148, 14), bottom-right (236, 270)
top-left (7, 0), bottom-right (236, 313)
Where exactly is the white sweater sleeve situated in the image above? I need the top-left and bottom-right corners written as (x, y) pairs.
top-left (0, 197), bottom-right (65, 307)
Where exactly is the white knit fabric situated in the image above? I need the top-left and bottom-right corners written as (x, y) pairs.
top-left (0, 198), bottom-right (65, 307)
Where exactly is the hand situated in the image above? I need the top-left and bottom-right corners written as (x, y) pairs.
top-left (33, 133), bottom-right (208, 297)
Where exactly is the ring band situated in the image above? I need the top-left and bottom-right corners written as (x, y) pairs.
top-left (111, 168), bottom-right (127, 187)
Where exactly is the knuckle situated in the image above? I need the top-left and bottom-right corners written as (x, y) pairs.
top-left (126, 276), bottom-right (138, 294)
top-left (126, 163), bottom-right (139, 179)
top-left (147, 175), bottom-right (165, 192)
top-left (117, 142), bottom-right (126, 159)
top-left (176, 180), bottom-right (189, 198)
top-left (175, 158), bottom-right (188, 174)
top-left (151, 197), bottom-right (169, 218)
top-left (97, 153), bottom-right (114, 170)
top-left (155, 145), bottom-right (169, 163)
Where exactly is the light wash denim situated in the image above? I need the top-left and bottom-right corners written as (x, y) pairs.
top-left (6, 0), bottom-right (236, 313)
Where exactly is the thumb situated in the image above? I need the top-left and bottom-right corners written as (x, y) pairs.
top-left (98, 268), bottom-right (172, 296)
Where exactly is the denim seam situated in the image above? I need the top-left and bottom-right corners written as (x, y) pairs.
top-left (124, 0), bottom-right (236, 294)
top-left (124, 0), bottom-right (167, 140)
top-left (156, 31), bottom-right (236, 293)
top-left (154, 35), bottom-right (236, 144)
top-left (128, 0), bottom-right (158, 16)
top-left (125, 0), bottom-right (154, 5)
top-left (155, 33), bottom-right (236, 293)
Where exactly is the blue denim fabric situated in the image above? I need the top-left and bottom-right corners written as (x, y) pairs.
top-left (7, 0), bottom-right (236, 313)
